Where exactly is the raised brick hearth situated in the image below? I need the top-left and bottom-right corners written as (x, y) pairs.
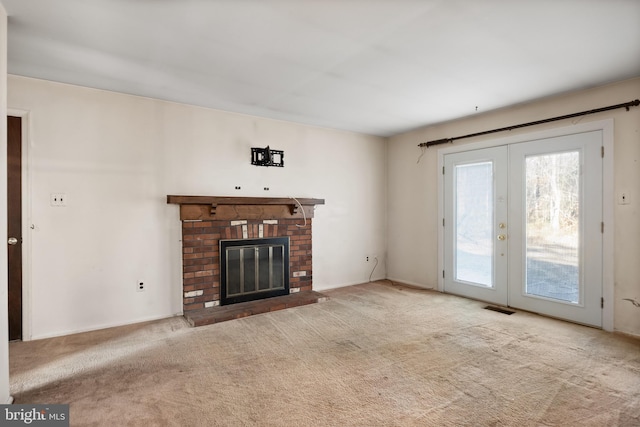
top-left (167, 196), bottom-right (326, 324)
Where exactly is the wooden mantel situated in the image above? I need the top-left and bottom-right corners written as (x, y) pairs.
top-left (167, 195), bottom-right (325, 221)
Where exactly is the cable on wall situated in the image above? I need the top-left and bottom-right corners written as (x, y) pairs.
top-left (416, 146), bottom-right (427, 164)
top-left (369, 256), bottom-right (378, 282)
top-left (289, 196), bottom-right (307, 228)
top-left (418, 99), bottom-right (640, 149)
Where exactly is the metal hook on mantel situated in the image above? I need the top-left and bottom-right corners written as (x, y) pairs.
top-left (418, 99), bottom-right (640, 148)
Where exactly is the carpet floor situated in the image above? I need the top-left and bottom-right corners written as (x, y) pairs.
top-left (9, 281), bottom-right (640, 426)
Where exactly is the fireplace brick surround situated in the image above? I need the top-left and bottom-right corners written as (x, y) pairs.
top-left (167, 196), bottom-right (325, 323)
top-left (181, 218), bottom-right (312, 312)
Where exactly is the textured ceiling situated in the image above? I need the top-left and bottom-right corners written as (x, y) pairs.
top-left (2, 0), bottom-right (640, 136)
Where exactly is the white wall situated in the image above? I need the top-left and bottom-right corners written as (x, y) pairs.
top-left (387, 78), bottom-right (640, 337)
top-left (0, 2), bottom-right (11, 404)
top-left (8, 75), bottom-right (387, 340)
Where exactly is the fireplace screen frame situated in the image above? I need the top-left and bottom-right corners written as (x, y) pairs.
top-left (220, 237), bottom-right (290, 305)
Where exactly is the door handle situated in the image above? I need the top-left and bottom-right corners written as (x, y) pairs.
top-left (497, 234), bottom-right (506, 241)
top-left (8, 237), bottom-right (18, 245)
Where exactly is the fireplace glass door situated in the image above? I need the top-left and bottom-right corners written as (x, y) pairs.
top-left (220, 237), bottom-right (290, 305)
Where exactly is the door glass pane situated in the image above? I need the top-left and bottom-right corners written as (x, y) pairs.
top-left (243, 248), bottom-right (256, 293)
top-left (525, 151), bottom-right (579, 303)
top-left (258, 246), bottom-right (270, 290)
top-left (226, 248), bottom-right (241, 296)
top-left (455, 162), bottom-right (493, 287)
top-left (272, 246), bottom-right (284, 290)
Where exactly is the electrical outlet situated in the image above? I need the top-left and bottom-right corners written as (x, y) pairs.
top-left (366, 256), bottom-right (370, 262)
top-left (618, 192), bottom-right (630, 205)
top-left (50, 193), bottom-right (67, 207)
top-left (137, 281), bottom-right (145, 292)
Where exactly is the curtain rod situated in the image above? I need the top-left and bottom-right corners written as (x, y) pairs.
top-left (418, 99), bottom-right (640, 148)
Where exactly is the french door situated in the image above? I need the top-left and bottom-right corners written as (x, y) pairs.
top-left (443, 131), bottom-right (603, 327)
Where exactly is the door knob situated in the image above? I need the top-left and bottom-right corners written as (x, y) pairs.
top-left (8, 237), bottom-right (18, 245)
top-left (497, 234), bottom-right (506, 241)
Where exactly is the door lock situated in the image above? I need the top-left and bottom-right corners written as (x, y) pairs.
top-left (497, 234), bottom-right (506, 241)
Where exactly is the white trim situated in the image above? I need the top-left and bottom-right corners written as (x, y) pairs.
top-left (437, 119), bottom-right (614, 331)
top-left (437, 152), bottom-right (445, 292)
top-left (601, 121), bottom-right (614, 332)
top-left (385, 277), bottom-right (435, 290)
top-left (29, 313), bottom-right (183, 341)
top-left (7, 108), bottom-right (32, 340)
top-left (314, 276), bottom-right (387, 291)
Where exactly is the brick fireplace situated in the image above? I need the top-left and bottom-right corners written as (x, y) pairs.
top-left (167, 196), bottom-right (325, 325)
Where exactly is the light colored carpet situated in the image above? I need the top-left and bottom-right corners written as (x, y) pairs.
top-left (9, 282), bottom-right (640, 426)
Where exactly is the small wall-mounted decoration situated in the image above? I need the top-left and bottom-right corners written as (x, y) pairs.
top-left (251, 146), bottom-right (284, 167)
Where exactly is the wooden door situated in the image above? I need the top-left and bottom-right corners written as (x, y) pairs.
top-left (7, 116), bottom-right (22, 341)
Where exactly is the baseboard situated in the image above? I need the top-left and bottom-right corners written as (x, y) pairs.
top-left (29, 312), bottom-right (183, 341)
top-left (314, 281), bottom-right (364, 291)
top-left (314, 277), bottom-right (437, 292)
top-left (385, 277), bottom-right (436, 290)
top-left (614, 330), bottom-right (640, 341)
top-left (314, 276), bottom-right (390, 291)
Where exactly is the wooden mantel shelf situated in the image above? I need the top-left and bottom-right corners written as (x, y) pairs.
top-left (167, 195), bottom-right (325, 221)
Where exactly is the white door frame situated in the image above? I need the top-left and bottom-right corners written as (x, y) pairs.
top-left (437, 119), bottom-right (614, 331)
top-left (7, 108), bottom-right (32, 341)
